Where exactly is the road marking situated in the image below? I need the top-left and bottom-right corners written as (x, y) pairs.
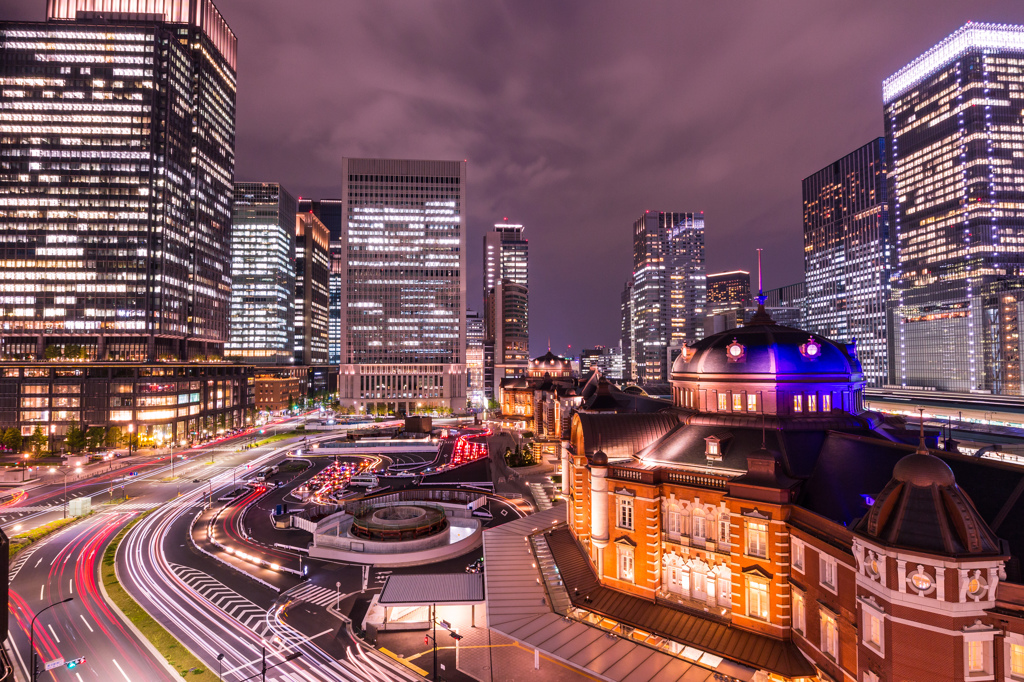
top-left (79, 614), bottom-right (93, 633)
top-left (69, 579), bottom-right (73, 594)
top-left (34, 557), bottom-right (42, 567)
top-left (112, 658), bottom-right (131, 682)
top-left (39, 585), bottom-right (44, 601)
top-left (47, 623), bottom-right (59, 643)
top-left (76, 674), bottom-right (83, 682)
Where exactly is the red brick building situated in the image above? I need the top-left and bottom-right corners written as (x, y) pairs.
top-left (562, 308), bottom-right (1024, 681)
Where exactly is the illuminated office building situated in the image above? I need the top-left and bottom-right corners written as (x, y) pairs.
top-left (483, 223), bottom-right (529, 397)
top-left (298, 199), bottom-right (344, 370)
top-left (466, 309), bottom-right (485, 407)
top-left (227, 183), bottom-right (296, 365)
top-left (706, 271), bottom-right (751, 314)
top-left (885, 23), bottom-right (1024, 393)
top-left (0, 0), bottom-right (237, 363)
top-left (338, 158), bottom-right (467, 414)
top-left (803, 138), bottom-right (890, 387)
top-left (629, 211), bottom-right (706, 385)
top-left (294, 211), bottom-right (330, 367)
top-left (297, 198), bottom-right (343, 241)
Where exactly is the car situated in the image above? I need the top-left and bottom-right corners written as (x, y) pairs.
top-left (192, 478), bottom-right (202, 483)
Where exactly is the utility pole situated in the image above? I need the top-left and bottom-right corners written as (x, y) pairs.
top-left (261, 646), bottom-right (266, 682)
top-left (433, 603), bottom-right (437, 681)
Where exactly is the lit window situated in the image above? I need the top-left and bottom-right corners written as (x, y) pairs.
top-left (807, 394), bottom-right (817, 412)
top-left (617, 497), bottom-right (633, 530)
top-left (820, 610), bottom-right (838, 660)
top-left (792, 537), bottom-right (805, 572)
top-left (792, 588), bottom-right (806, 634)
top-left (747, 578), bottom-right (769, 621)
top-left (820, 554), bottom-right (837, 591)
top-left (692, 508), bottom-right (706, 539)
top-left (667, 509), bottom-right (680, 536)
top-left (793, 394), bottom-right (803, 412)
top-left (747, 393), bottom-right (757, 412)
top-left (867, 613), bottom-right (882, 650)
top-left (706, 436), bottom-right (721, 459)
top-left (732, 393), bottom-right (743, 411)
top-left (746, 520), bottom-right (768, 559)
top-left (618, 546), bottom-right (634, 582)
top-left (718, 514), bottom-right (730, 544)
top-left (823, 394), bottom-right (832, 411)
top-left (1011, 643), bottom-right (1024, 676)
top-left (968, 640), bottom-right (984, 672)
top-left (717, 393), bottom-right (727, 411)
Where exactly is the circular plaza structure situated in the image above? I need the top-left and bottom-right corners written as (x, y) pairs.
top-left (351, 505), bottom-right (448, 541)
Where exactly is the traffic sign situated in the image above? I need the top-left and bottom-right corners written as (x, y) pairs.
top-left (44, 658), bottom-right (64, 671)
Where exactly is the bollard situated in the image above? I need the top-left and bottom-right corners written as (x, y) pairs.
top-left (534, 648), bottom-right (539, 670)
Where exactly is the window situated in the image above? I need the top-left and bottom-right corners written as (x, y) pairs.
top-left (667, 509), bottom-right (680, 536)
top-left (820, 554), bottom-right (837, 591)
top-left (822, 393), bottom-right (832, 412)
top-left (618, 546), bottom-right (634, 582)
top-left (732, 393), bottom-right (743, 411)
top-left (718, 514), bottom-right (730, 544)
top-left (706, 437), bottom-right (720, 458)
top-left (866, 612), bottom-right (882, 651)
top-left (747, 393), bottom-right (757, 412)
top-left (792, 537), bottom-right (805, 572)
top-left (967, 640), bottom-right (984, 672)
top-left (792, 588), bottom-right (806, 634)
top-left (820, 610), bottom-right (838, 660)
top-left (1011, 642), bottom-right (1024, 677)
top-left (793, 394), bottom-right (803, 412)
top-left (617, 497), bottom-right (633, 530)
top-left (747, 578), bottom-right (769, 621)
top-left (746, 520), bottom-right (768, 559)
top-left (692, 508), bottom-right (706, 539)
top-left (717, 393), bottom-right (727, 411)
top-left (807, 394), bottom-right (817, 412)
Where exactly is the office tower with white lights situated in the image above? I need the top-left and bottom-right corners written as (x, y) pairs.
top-left (0, 0), bottom-right (252, 444)
top-left (483, 223), bottom-right (529, 398)
top-left (629, 211), bottom-right (705, 385)
top-left (338, 158), bottom-right (467, 414)
top-left (227, 183), bottom-right (296, 365)
top-left (297, 199), bottom-right (344, 371)
top-left (294, 211), bottom-right (330, 367)
top-left (466, 310), bottom-right (486, 407)
top-left (885, 23), bottom-right (1024, 393)
top-left (803, 138), bottom-right (890, 387)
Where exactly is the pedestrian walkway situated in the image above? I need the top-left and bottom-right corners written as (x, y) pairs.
top-left (283, 581), bottom-right (340, 609)
top-left (528, 482), bottom-right (552, 511)
top-left (170, 563), bottom-right (270, 634)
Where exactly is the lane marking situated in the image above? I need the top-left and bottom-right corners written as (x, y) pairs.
top-left (34, 557), bottom-right (42, 568)
top-left (69, 579), bottom-right (73, 594)
top-left (47, 623), bottom-right (59, 643)
top-left (76, 674), bottom-right (83, 682)
top-left (79, 614), bottom-right (93, 633)
top-left (112, 658), bottom-right (131, 682)
top-left (39, 585), bottom-right (44, 601)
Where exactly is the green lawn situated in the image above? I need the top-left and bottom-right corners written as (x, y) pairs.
top-left (101, 513), bottom-right (218, 680)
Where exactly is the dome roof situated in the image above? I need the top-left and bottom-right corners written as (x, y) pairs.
top-left (590, 449), bottom-right (608, 466)
top-left (671, 316), bottom-right (862, 379)
top-left (530, 351), bottom-right (572, 371)
top-left (855, 449), bottom-right (1002, 556)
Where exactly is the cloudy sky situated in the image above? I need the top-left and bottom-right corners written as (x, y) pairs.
top-left (7, 0), bottom-right (1022, 356)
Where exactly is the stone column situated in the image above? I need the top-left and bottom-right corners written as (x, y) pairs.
top-left (590, 463), bottom-right (609, 578)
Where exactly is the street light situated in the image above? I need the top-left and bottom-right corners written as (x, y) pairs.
top-left (127, 422), bottom-right (135, 458)
top-left (48, 423), bottom-right (55, 455)
top-left (217, 653), bottom-right (225, 680)
top-left (29, 596), bottom-right (72, 681)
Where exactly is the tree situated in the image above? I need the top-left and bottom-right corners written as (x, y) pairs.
top-left (487, 399), bottom-right (500, 412)
top-left (287, 395), bottom-right (297, 412)
top-left (65, 423), bottom-right (87, 453)
top-left (29, 426), bottom-right (47, 456)
top-left (86, 427), bottom-right (105, 451)
top-left (2, 427), bottom-right (23, 453)
top-left (105, 426), bottom-right (123, 449)
top-left (43, 345), bottom-right (61, 360)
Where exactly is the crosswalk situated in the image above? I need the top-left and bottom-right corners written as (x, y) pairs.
top-left (0, 501), bottom-right (160, 516)
top-left (170, 563), bottom-right (270, 634)
top-left (8, 547), bottom-right (37, 583)
top-left (283, 581), bottom-right (340, 609)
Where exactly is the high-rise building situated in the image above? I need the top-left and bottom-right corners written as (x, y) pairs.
top-left (579, 345), bottom-right (624, 381)
top-left (621, 279), bottom-right (634, 381)
top-left (483, 223), bottom-right (529, 397)
top-left (294, 212), bottom-right (330, 367)
top-left (0, 0), bottom-right (237, 364)
top-left (0, 0), bottom-right (252, 444)
top-left (629, 211), bottom-right (706, 385)
top-left (297, 199), bottom-right (344, 371)
top-left (763, 282), bottom-right (805, 329)
top-left (227, 183), bottom-right (296, 365)
top-left (885, 23), bottom-right (1024, 393)
top-left (706, 271), bottom-right (751, 314)
top-left (803, 139), bottom-right (890, 387)
top-left (466, 310), bottom-right (486, 407)
top-left (297, 198), bottom-right (343, 241)
top-left (338, 158), bottom-right (467, 413)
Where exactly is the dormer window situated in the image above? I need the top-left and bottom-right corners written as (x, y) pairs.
top-left (705, 436), bottom-right (721, 460)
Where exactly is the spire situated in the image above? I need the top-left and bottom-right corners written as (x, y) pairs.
top-left (916, 407), bottom-right (929, 454)
top-left (746, 248), bottom-right (776, 326)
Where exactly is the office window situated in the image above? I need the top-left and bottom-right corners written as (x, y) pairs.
top-left (793, 394), bottom-right (803, 412)
top-left (792, 588), bottom-right (806, 634)
top-left (717, 393), bottom-right (727, 411)
top-left (746, 520), bottom-right (768, 559)
top-left (747, 393), bottom-right (757, 411)
top-left (747, 578), bottom-right (769, 621)
top-left (617, 497), bottom-right (633, 530)
top-left (820, 554), bottom-right (837, 591)
top-left (820, 610), bottom-right (838, 660)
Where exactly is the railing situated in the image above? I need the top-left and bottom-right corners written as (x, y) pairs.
top-left (606, 467), bottom-right (730, 490)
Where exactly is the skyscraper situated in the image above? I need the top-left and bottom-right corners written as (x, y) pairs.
top-left (803, 139), bottom-right (890, 387)
top-left (338, 158), bottom-right (467, 413)
top-left (297, 199), bottom-right (344, 370)
top-left (629, 211), bottom-right (705, 385)
top-left (885, 23), bottom-right (1024, 393)
top-left (294, 212), bottom-right (330, 367)
top-left (0, 0), bottom-right (252, 444)
top-left (483, 223), bottom-right (529, 397)
top-left (297, 198), bottom-right (343, 241)
top-left (466, 309), bottom-right (486, 407)
top-left (0, 0), bottom-right (237, 363)
top-left (706, 271), bottom-right (751, 314)
top-left (227, 183), bottom-right (296, 365)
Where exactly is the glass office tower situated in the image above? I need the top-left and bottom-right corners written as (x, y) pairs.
top-left (803, 138), bottom-right (890, 387)
top-left (0, 0), bottom-right (236, 363)
top-left (227, 182), bottom-right (296, 364)
top-left (294, 211), bottom-right (330, 367)
top-left (629, 211), bottom-right (705, 385)
top-left (338, 158), bottom-right (467, 414)
top-left (885, 23), bottom-right (1024, 393)
top-left (706, 271), bottom-right (751, 314)
top-left (483, 223), bottom-right (529, 398)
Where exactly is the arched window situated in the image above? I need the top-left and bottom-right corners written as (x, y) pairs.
top-left (667, 507), bottom-right (681, 537)
top-left (692, 508), bottom-right (706, 539)
top-left (717, 566), bottom-right (732, 607)
top-left (718, 513), bottom-right (731, 544)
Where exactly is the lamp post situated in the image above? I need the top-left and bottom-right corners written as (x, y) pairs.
top-left (48, 424), bottom-right (55, 455)
top-left (216, 653), bottom-right (225, 680)
top-left (30, 596), bottom-right (72, 681)
top-left (127, 422), bottom-right (135, 458)
top-left (58, 465), bottom-right (81, 518)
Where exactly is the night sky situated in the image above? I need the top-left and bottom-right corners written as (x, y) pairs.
top-left (6, 1), bottom-right (1023, 356)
